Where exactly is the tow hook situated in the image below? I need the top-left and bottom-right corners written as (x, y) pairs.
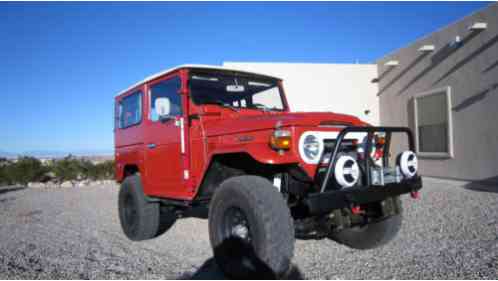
top-left (410, 191), bottom-right (420, 199)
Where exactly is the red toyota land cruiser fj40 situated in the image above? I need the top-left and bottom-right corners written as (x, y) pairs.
top-left (114, 65), bottom-right (422, 278)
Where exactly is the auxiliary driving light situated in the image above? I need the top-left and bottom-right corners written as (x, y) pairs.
top-left (397, 150), bottom-right (418, 178)
top-left (334, 155), bottom-right (360, 188)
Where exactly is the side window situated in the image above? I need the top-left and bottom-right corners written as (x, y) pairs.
top-left (414, 86), bottom-right (453, 157)
top-left (119, 91), bottom-right (143, 129)
top-left (149, 77), bottom-right (182, 121)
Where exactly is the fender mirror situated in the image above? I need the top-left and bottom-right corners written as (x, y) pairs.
top-left (155, 97), bottom-right (173, 122)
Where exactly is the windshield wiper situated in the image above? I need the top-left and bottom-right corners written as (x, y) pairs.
top-left (204, 100), bottom-right (239, 112)
top-left (253, 103), bottom-right (279, 112)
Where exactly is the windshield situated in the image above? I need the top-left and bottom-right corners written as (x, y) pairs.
top-left (189, 71), bottom-right (285, 111)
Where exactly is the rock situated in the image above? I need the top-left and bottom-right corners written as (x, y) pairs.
top-left (40, 171), bottom-right (56, 182)
top-left (60, 181), bottom-right (73, 188)
top-left (103, 180), bottom-right (117, 186)
top-left (27, 182), bottom-right (45, 188)
top-left (76, 180), bottom-right (91, 187)
top-left (92, 180), bottom-right (102, 186)
top-left (47, 180), bottom-right (58, 188)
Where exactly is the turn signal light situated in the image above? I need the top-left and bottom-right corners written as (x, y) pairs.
top-left (376, 136), bottom-right (386, 147)
top-left (270, 129), bottom-right (292, 150)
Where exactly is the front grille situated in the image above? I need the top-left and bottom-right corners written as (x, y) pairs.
top-left (322, 139), bottom-right (357, 161)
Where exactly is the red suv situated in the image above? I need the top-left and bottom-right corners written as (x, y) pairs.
top-left (114, 65), bottom-right (422, 278)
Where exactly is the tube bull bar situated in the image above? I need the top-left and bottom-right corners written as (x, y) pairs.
top-left (306, 126), bottom-right (423, 215)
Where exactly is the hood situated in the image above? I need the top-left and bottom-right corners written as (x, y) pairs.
top-left (203, 112), bottom-right (366, 137)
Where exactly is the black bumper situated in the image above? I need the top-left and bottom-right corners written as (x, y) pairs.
top-left (305, 176), bottom-right (422, 215)
top-left (307, 126), bottom-right (422, 216)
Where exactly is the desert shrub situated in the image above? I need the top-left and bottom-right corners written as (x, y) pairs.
top-left (0, 155), bottom-right (115, 185)
top-left (94, 160), bottom-right (115, 180)
top-left (3, 156), bottom-right (48, 185)
top-left (0, 164), bottom-right (8, 185)
top-left (52, 155), bottom-right (82, 183)
top-left (51, 156), bottom-right (115, 182)
top-left (78, 159), bottom-right (96, 180)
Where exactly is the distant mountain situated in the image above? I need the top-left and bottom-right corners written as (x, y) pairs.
top-left (0, 149), bottom-right (113, 159)
top-left (0, 150), bottom-right (17, 159)
top-left (21, 150), bottom-right (69, 158)
top-left (23, 149), bottom-right (114, 158)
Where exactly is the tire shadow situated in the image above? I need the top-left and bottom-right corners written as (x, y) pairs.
top-left (178, 237), bottom-right (304, 280)
top-left (180, 258), bottom-right (304, 280)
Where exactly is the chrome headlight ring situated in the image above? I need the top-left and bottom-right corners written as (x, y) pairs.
top-left (298, 132), bottom-right (324, 164)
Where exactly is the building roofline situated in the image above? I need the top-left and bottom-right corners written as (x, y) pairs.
top-left (116, 64), bottom-right (282, 97)
top-left (223, 61), bottom-right (376, 66)
top-left (375, 2), bottom-right (495, 63)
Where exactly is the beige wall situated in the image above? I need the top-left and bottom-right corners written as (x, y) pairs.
top-left (223, 62), bottom-right (380, 125)
top-left (377, 3), bottom-right (498, 182)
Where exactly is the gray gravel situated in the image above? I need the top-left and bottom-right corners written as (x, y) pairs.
top-left (0, 178), bottom-right (497, 279)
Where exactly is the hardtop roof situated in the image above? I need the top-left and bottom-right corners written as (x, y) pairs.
top-left (115, 64), bottom-right (282, 97)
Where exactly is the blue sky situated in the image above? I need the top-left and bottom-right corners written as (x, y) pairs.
top-left (0, 2), bottom-right (489, 155)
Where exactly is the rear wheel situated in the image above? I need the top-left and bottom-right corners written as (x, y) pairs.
top-left (118, 174), bottom-right (176, 241)
top-left (209, 175), bottom-right (295, 279)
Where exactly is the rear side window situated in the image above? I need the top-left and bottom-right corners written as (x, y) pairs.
top-left (149, 76), bottom-right (182, 121)
top-left (118, 91), bottom-right (143, 128)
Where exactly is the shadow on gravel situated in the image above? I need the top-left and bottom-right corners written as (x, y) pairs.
top-left (0, 186), bottom-right (26, 196)
top-left (183, 206), bottom-right (209, 219)
top-left (181, 258), bottom-right (303, 280)
top-left (179, 237), bottom-right (304, 280)
top-left (463, 176), bottom-right (498, 194)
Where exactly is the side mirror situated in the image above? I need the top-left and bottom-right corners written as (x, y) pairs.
top-left (155, 97), bottom-right (173, 122)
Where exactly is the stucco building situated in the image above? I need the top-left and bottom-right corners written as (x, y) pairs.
top-left (224, 3), bottom-right (498, 183)
top-left (376, 3), bottom-right (497, 183)
top-left (223, 62), bottom-right (379, 125)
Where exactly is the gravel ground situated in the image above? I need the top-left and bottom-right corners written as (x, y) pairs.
top-left (0, 177), bottom-right (496, 279)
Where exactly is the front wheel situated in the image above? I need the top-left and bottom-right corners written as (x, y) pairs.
top-left (208, 176), bottom-right (295, 279)
top-left (329, 200), bottom-right (403, 249)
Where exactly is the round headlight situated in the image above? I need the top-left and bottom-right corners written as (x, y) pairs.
top-left (303, 134), bottom-right (320, 161)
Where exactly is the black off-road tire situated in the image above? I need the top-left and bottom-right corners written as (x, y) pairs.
top-left (209, 175), bottom-right (295, 279)
top-left (118, 174), bottom-right (175, 241)
top-left (329, 203), bottom-right (403, 249)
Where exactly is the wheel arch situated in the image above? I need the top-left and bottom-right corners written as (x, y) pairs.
top-left (116, 163), bottom-right (141, 183)
top-left (193, 152), bottom-right (311, 202)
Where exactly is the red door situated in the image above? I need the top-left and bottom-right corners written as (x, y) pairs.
top-left (143, 75), bottom-right (185, 198)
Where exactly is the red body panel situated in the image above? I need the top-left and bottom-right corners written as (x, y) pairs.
top-left (114, 66), bottom-right (366, 201)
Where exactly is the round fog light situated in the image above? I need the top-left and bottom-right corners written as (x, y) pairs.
top-left (334, 155), bottom-right (360, 188)
top-left (398, 151), bottom-right (418, 178)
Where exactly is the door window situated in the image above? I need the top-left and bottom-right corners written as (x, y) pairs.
top-left (149, 77), bottom-right (182, 121)
top-left (118, 91), bottom-right (142, 128)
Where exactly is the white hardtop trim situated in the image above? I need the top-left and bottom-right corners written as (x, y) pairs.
top-left (115, 64), bottom-right (282, 97)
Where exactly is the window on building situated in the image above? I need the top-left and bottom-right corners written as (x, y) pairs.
top-left (414, 86), bottom-right (453, 157)
top-left (149, 77), bottom-right (182, 121)
top-left (119, 91), bottom-right (143, 128)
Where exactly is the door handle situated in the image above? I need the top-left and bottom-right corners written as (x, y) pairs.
top-left (147, 143), bottom-right (157, 149)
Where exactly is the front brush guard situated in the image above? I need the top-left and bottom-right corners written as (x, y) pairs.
top-left (305, 126), bottom-right (422, 216)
